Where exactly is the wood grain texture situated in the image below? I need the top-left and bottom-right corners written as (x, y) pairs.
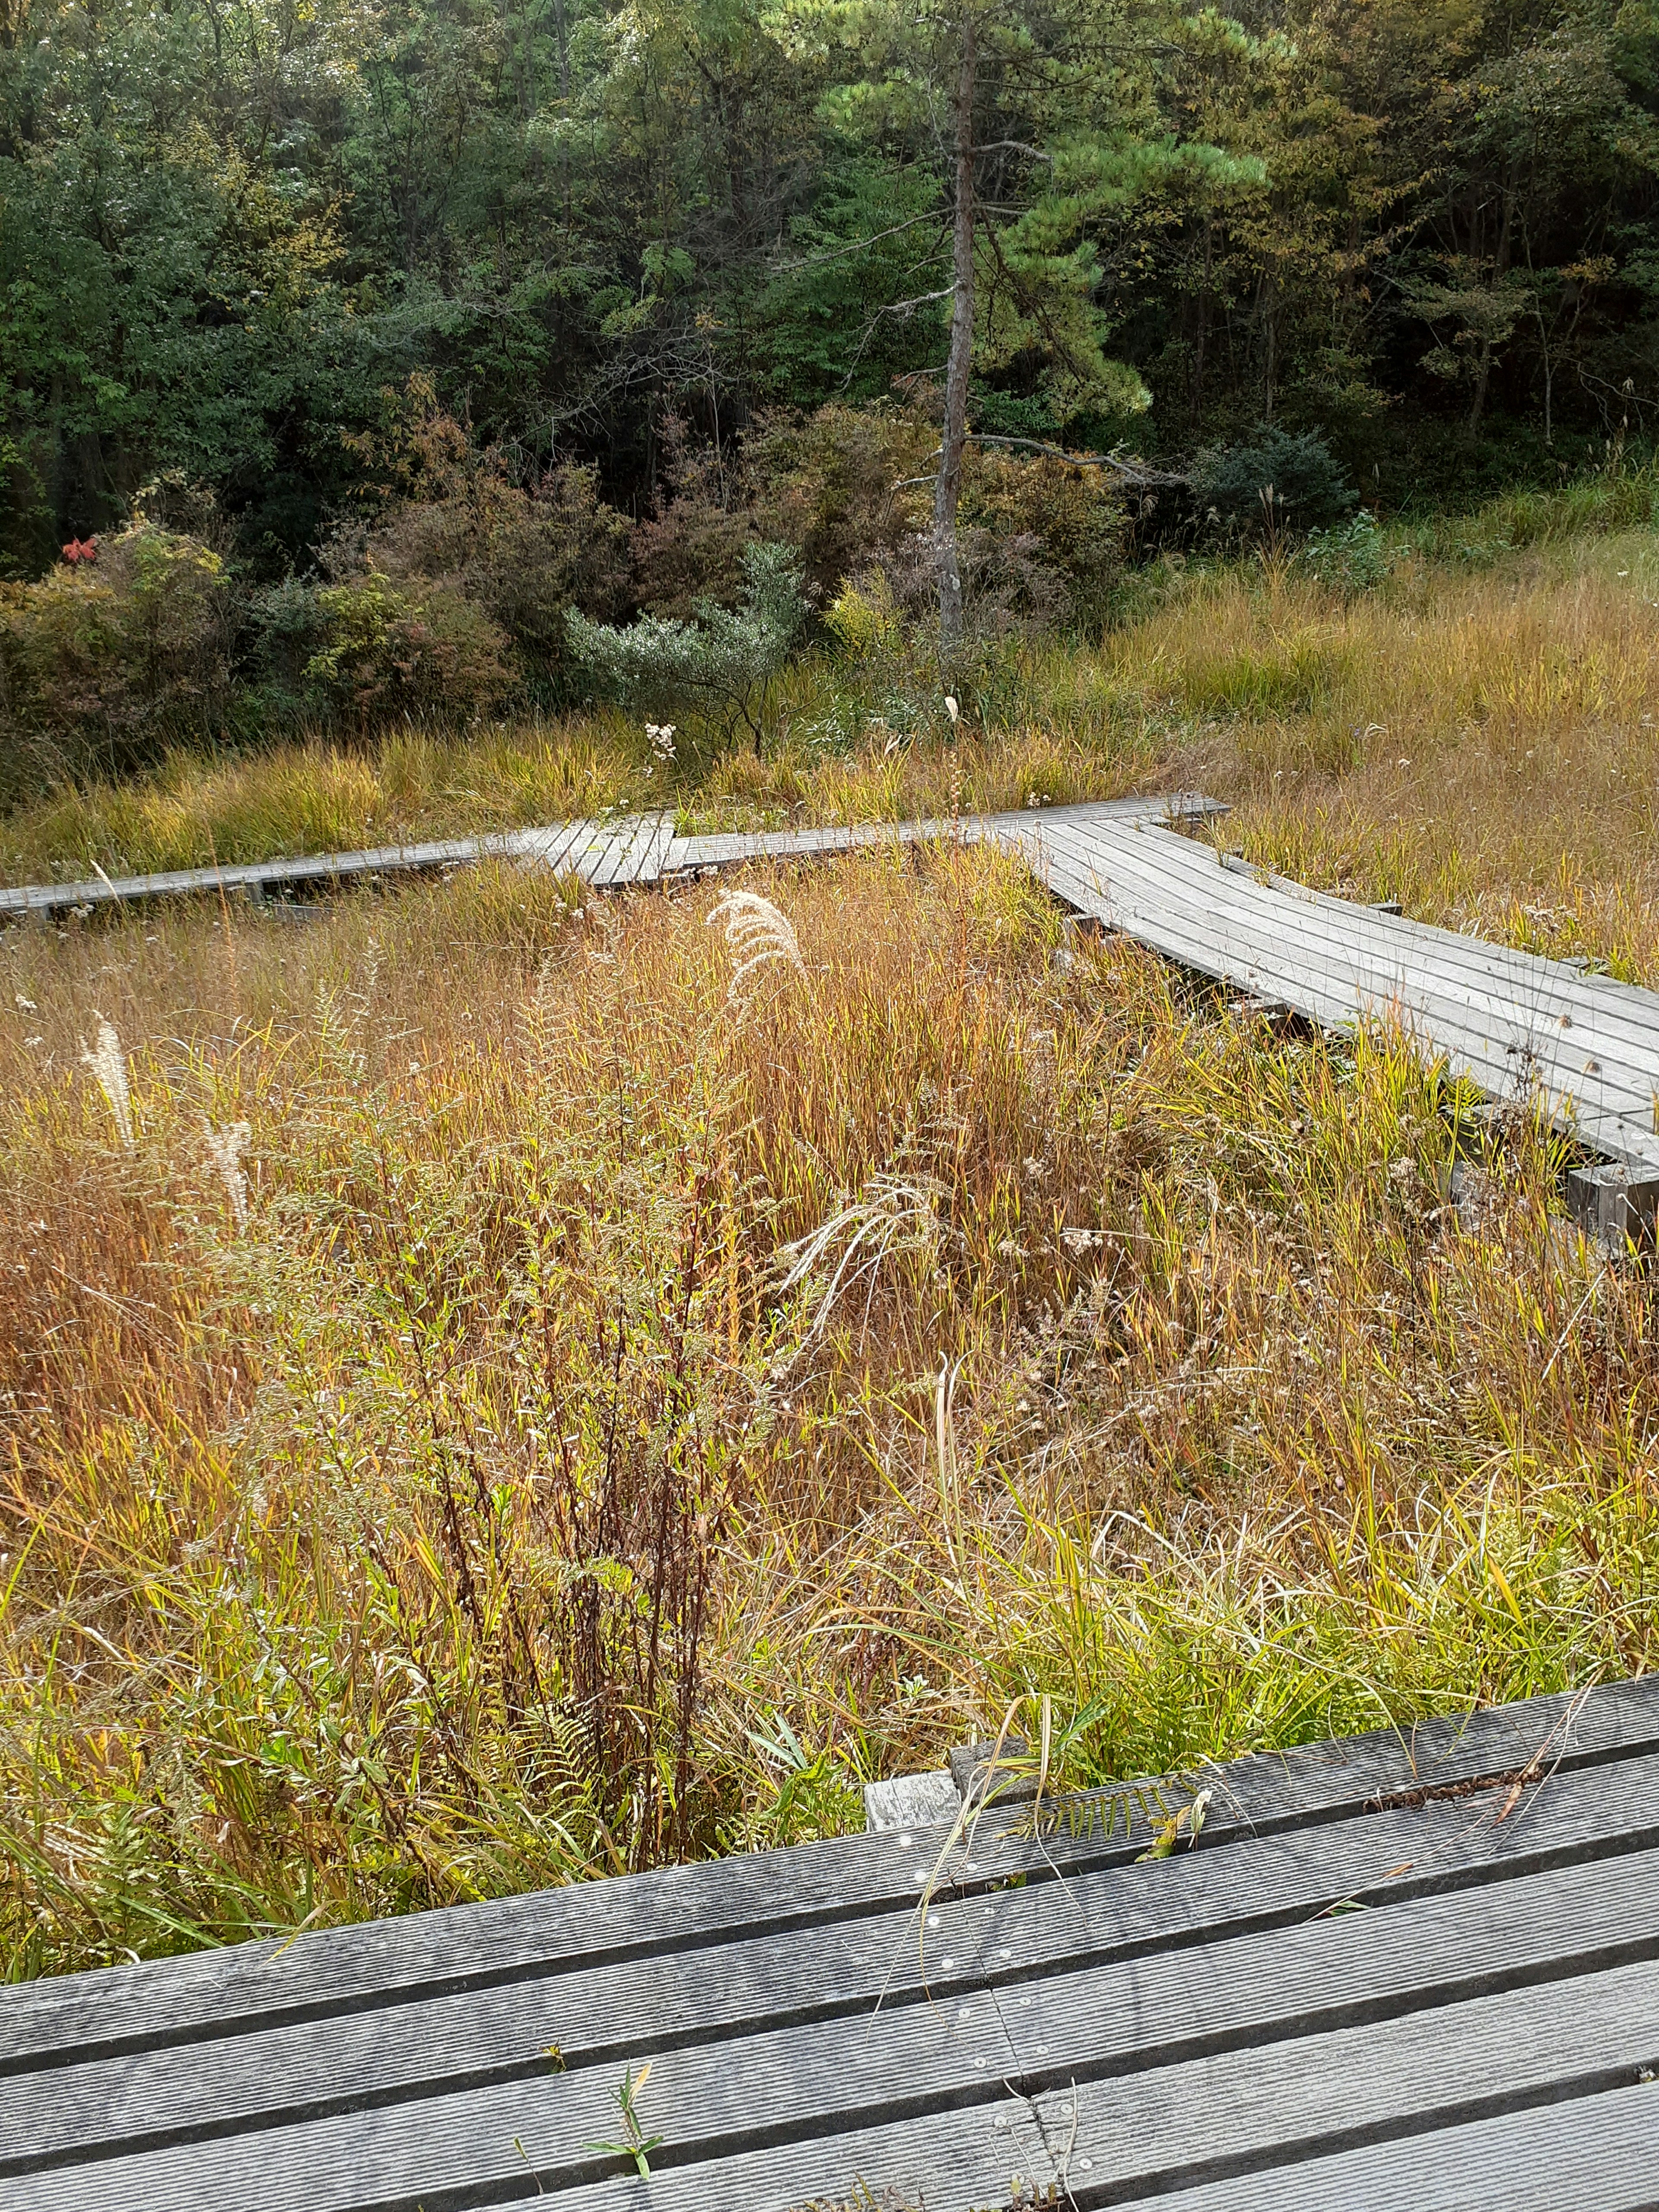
top-left (0, 1680), bottom-right (1649, 2078)
top-left (1014, 818), bottom-right (1659, 1168)
top-left (864, 1771), bottom-right (961, 1832)
top-left (1097, 2082), bottom-right (1659, 2212)
top-left (5, 1728), bottom-right (1659, 2174)
top-left (998, 1846), bottom-right (1659, 2091)
top-left (4, 1981), bottom-right (1020, 2212)
top-left (516, 2094), bottom-right (1060, 2212)
top-left (1030, 1957), bottom-right (1659, 2206)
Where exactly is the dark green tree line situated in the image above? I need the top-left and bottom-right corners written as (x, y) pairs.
top-left (0, 0), bottom-right (1654, 579)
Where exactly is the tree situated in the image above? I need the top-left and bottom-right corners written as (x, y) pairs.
top-left (769, 0), bottom-right (1250, 648)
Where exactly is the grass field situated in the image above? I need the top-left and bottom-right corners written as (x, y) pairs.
top-left (2, 499), bottom-right (1657, 1980)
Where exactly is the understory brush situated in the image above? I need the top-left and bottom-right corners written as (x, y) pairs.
top-left (2, 848), bottom-right (1655, 1976)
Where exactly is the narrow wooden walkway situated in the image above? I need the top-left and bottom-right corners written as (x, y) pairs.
top-left (7, 791), bottom-right (1659, 1184)
top-left (1, 1678), bottom-right (1656, 2209)
top-left (0, 795), bottom-right (1211, 915)
top-left (1021, 812), bottom-right (1659, 1179)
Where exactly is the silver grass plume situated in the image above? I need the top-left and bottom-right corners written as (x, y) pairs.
top-left (706, 890), bottom-right (807, 1005)
top-left (79, 1017), bottom-right (133, 1148)
top-left (203, 1119), bottom-right (252, 1233)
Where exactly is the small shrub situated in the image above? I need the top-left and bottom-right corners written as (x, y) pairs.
top-left (632, 416), bottom-right (757, 617)
top-left (634, 405), bottom-right (934, 617)
top-left (823, 575), bottom-right (904, 662)
top-left (567, 540), bottom-right (807, 749)
top-left (306, 573), bottom-right (516, 727)
top-left (1300, 510), bottom-right (1391, 595)
top-left (747, 404), bottom-right (935, 599)
top-left (0, 521), bottom-right (233, 784)
top-left (362, 464), bottom-right (634, 693)
top-left (1192, 425), bottom-right (1357, 536)
top-left (957, 450), bottom-right (1128, 635)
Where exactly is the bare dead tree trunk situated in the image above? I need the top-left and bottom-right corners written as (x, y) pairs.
top-left (933, 11), bottom-right (976, 653)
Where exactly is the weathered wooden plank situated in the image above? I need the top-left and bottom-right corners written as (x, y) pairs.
top-left (0, 1679), bottom-right (1649, 2074)
top-left (1216, 843), bottom-right (1659, 1042)
top-left (1028, 1956), bottom-right (1659, 2207)
top-left (516, 2096), bottom-right (1060, 2212)
top-left (998, 1847), bottom-right (1659, 2095)
top-left (1030, 816), bottom-right (1659, 1071)
top-left (513, 818), bottom-right (594, 875)
top-left (0, 793), bottom-right (1224, 916)
top-left (1023, 821), bottom-right (1659, 1163)
top-left (6, 1730), bottom-right (1659, 2171)
top-left (0, 833), bottom-right (497, 915)
top-left (0, 814), bottom-right (678, 916)
top-left (3, 1980), bottom-right (1020, 2212)
top-left (864, 1770), bottom-right (960, 1832)
top-left (1097, 2081), bottom-right (1659, 2212)
top-left (42, 1883), bottom-right (1645, 2212)
top-left (660, 794), bottom-right (1224, 880)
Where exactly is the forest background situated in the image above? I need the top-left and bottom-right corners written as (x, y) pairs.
top-left (0, 0), bottom-right (1658, 807)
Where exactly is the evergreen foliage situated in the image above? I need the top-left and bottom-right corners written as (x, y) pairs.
top-left (1192, 427), bottom-right (1358, 535)
top-left (566, 540), bottom-right (808, 746)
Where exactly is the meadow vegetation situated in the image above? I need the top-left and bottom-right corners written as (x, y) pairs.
top-left (3, 492), bottom-right (1659, 1979)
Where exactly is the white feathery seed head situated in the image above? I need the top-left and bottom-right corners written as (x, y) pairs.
top-left (79, 1017), bottom-right (133, 1148)
top-left (203, 1119), bottom-right (253, 1233)
top-left (706, 890), bottom-right (806, 1005)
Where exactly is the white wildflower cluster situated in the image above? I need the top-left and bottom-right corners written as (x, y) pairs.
top-left (645, 722), bottom-right (677, 761)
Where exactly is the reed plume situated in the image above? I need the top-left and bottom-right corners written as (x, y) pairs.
top-left (706, 889), bottom-right (807, 1004)
top-left (78, 1017), bottom-right (133, 1148)
top-left (202, 1119), bottom-right (253, 1232)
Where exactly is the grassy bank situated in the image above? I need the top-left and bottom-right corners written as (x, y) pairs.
top-left (2, 836), bottom-right (1656, 1977)
top-left (2, 497), bottom-right (1657, 1980)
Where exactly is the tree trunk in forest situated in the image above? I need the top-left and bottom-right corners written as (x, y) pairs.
top-left (933, 12), bottom-right (976, 654)
top-left (1468, 182), bottom-right (1514, 436)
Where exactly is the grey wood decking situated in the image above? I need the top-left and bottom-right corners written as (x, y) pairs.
top-left (0, 1677), bottom-right (1656, 2210)
top-left (0, 794), bottom-right (1212, 915)
top-left (8, 790), bottom-right (1659, 1178)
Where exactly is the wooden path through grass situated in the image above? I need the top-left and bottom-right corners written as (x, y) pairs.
top-left (1, 1678), bottom-right (1656, 2209)
top-left (6, 788), bottom-right (1659, 1224)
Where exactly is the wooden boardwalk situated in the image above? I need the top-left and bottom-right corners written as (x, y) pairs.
top-left (1, 1677), bottom-right (1656, 2209)
top-left (7, 791), bottom-right (1659, 1194)
top-left (1020, 812), bottom-right (1659, 1181)
top-left (0, 795), bottom-right (1211, 915)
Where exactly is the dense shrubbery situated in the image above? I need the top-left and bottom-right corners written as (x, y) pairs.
top-left (0, 521), bottom-right (234, 795)
top-left (0, 392), bottom-right (1146, 786)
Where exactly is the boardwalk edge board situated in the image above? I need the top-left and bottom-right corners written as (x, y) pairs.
top-left (0, 1678), bottom-right (1654, 2209)
top-left (0, 1676), bottom-right (1653, 2085)
top-left (6, 1764), bottom-right (1659, 2180)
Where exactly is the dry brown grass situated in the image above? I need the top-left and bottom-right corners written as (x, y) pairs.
top-left (3, 816), bottom-right (1655, 1975)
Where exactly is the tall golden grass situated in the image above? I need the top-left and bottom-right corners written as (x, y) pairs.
top-left (3, 825), bottom-right (1655, 1976)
